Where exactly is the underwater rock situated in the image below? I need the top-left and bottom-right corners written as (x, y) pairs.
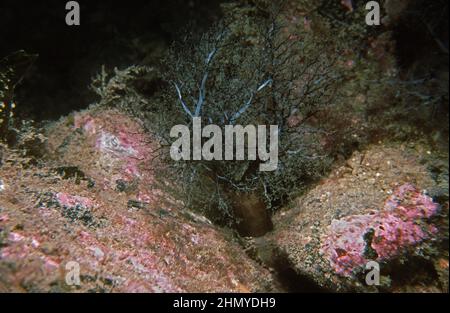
top-left (321, 184), bottom-right (439, 277)
top-left (0, 107), bottom-right (275, 292)
top-left (269, 144), bottom-right (447, 292)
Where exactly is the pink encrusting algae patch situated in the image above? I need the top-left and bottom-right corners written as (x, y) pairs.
top-left (55, 192), bottom-right (96, 208)
top-left (74, 110), bottom-right (156, 183)
top-left (321, 184), bottom-right (440, 277)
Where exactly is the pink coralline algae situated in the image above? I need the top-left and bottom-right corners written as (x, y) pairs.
top-left (321, 184), bottom-right (440, 277)
top-left (55, 192), bottom-right (96, 209)
top-left (73, 110), bottom-right (157, 185)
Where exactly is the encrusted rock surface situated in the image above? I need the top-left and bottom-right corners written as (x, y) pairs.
top-left (269, 144), bottom-right (448, 292)
top-left (0, 107), bottom-right (275, 292)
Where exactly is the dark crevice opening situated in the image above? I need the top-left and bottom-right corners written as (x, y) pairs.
top-left (271, 250), bottom-right (329, 293)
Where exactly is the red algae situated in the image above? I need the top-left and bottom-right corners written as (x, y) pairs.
top-left (321, 184), bottom-right (439, 277)
top-left (55, 192), bottom-right (96, 209)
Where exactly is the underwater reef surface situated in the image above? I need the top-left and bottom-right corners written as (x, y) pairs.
top-left (321, 184), bottom-right (439, 277)
top-left (1, 106), bottom-right (446, 292)
top-left (268, 144), bottom-right (448, 292)
top-left (0, 107), bottom-right (276, 292)
top-left (0, 0), bottom-right (448, 293)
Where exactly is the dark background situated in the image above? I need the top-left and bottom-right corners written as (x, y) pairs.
top-left (0, 0), bottom-right (448, 126)
top-left (0, 0), bottom-right (226, 121)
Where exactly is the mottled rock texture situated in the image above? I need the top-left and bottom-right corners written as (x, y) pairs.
top-left (0, 107), bottom-right (275, 292)
top-left (269, 144), bottom-right (448, 292)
